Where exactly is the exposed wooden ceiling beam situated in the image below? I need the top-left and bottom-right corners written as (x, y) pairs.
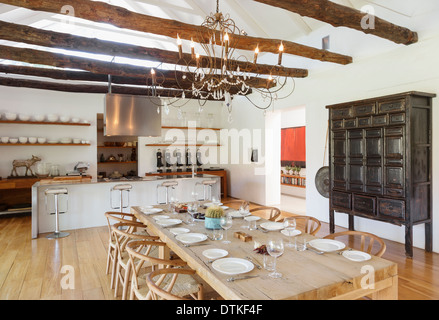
top-left (0, 45), bottom-right (273, 90)
top-left (0, 0), bottom-right (352, 65)
top-left (253, 0), bottom-right (418, 45)
top-left (0, 76), bottom-right (215, 99)
top-left (0, 20), bottom-right (308, 78)
top-left (0, 64), bottom-right (249, 96)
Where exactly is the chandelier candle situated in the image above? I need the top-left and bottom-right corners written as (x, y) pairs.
top-left (278, 42), bottom-right (284, 65)
top-left (191, 38), bottom-right (195, 59)
top-left (254, 46), bottom-right (259, 64)
top-left (177, 34), bottom-right (183, 59)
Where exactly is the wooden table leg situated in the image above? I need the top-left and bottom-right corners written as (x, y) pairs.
top-left (371, 276), bottom-right (398, 300)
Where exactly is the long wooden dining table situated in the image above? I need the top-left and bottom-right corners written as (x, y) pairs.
top-left (131, 204), bottom-right (398, 300)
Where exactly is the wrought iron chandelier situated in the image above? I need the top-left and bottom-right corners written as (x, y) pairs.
top-left (144, 0), bottom-right (295, 120)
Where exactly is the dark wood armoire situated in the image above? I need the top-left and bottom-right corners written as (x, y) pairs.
top-left (326, 91), bottom-right (435, 258)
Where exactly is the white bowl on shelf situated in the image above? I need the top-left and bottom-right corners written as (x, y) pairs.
top-left (19, 137), bottom-right (28, 144)
top-left (18, 114), bottom-right (30, 121)
top-left (47, 114), bottom-right (58, 122)
top-left (60, 138), bottom-right (72, 144)
top-left (9, 138), bottom-right (18, 143)
top-left (71, 117), bottom-right (80, 123)
top-left (1, 137), bottom-right (9, 143)
top-left (5, 113), bottom-right (17, 121)
top-left (37, 137), bottom-right (47, 144)
top-left (73, 138), bottom-right (81, 144)
top-left (60, 115), bottom-right (70, 122)
top-left (28, 137), bottom-right (37, 144)
top-left (33, 114), bottom-right (45, 122)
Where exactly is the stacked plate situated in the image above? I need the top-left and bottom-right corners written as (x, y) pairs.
top-left (156, 218), bottom-right (182, 227)
top-left (140, 207), bottom-right (163, 214)
top-left (307, 239), bottom-right (346, 252)
top-left (228, 210), bottom-right (251, 218)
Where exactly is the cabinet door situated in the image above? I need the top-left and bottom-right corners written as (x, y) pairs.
top-left (348, 130), bottom-right (364, 192)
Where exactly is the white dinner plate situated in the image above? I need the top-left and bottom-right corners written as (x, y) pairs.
top-left (175, 233), bottom-right (208, 244)
top-left (259, 222), bottom-right (284, 231)
top-left (153, 215), bottom-right (169, 220)
top-left (244, 216), bottom-right (261, 222)
top-left (281, 229), bottom-right (302, 237)
top-left (342, 250), bottom-right (371, 262)
top-left (228, 210), bottom-right (251, 218)
top-left (169, 227), bottom-right (190, 235)
top-left (156, 218), bottom-right (182, 227)
top-left (308, 239), bottom-right (346, 252)
top-left (202, 248), bottom-right (228, 260)
top-left (212, 258), bottom-right (254, 275)
top-left (140, 207), bottom-right (163, 214)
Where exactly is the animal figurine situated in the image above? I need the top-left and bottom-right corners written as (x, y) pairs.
top-left (10, 155), bottom-right (41, 177)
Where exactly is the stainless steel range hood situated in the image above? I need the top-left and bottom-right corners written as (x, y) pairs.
top-left (104, 94), bottom-right (162, 137)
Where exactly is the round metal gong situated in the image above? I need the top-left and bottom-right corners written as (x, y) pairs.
top-left (315, 166), bottom-right (330, 198)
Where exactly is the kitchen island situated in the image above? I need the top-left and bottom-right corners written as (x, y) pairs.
top-left (31, 174), bottom-right (220, 238)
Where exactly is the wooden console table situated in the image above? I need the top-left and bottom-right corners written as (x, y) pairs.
top-left (145, 170), bottom-right (228, 197)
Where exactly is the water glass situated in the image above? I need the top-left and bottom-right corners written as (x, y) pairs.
top-left (263, 254), bottom-right (275, 271)
top-left (295, 236), bottom-right (307, 252)
top-left (212, 228), bottom-right (223, 241)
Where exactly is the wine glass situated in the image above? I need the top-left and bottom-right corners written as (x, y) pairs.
top-left (187, 202), bottom-right (197, 226)
top-left (283, 218), bottom-right (297, 248)
top-left (220, 214), bottom-right (233, 244)
top-left (169, 195), bottom-right (179, 214)
top-left (211, 195), bottom-right (220, 206)
top-left (267, 238), bottom-right (284, 278)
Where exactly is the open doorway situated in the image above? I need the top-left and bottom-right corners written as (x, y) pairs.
top-left (279, 106), bottom-right (306, 215)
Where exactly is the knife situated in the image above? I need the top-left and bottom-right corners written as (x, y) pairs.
top-left (227, 275), bottom-right (259, 282)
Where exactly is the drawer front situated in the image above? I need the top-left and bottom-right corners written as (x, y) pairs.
top-left (378, 100), bottom-right (406, 114)
top-left (331, 107), bottom-right (352, 120)
top-left (389, 113), bottom-right (406, 125)
top-left (331, 191), bottom-right (351, 210)
top-left (332, 120), bottom-right (344, 130)
top-left (344, 119), bottom-right (357, 129)
top-left (385, 188), bottom-right (404, 197)
top-left (365, 186), bottom-right (382, 195)
top-left (378, 198), bottom-right (406, 221)
top-left (372, 114), bottom-right (388, 126)
top-left (353, 194), bottom-right (376, 216)
top-left (358, 116), bottom-right (371, 127)
top-left (353, 103), bottom-right (376, 117)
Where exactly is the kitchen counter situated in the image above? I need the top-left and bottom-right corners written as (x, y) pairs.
top-left (31, 174), bottom-right (220, 238)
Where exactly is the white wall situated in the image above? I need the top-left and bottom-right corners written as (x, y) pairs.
top-left (0, 86), bottom-right (102, 178)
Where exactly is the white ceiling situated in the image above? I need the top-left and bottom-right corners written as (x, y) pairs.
top-left (0, 0), bottom-right (439, 75)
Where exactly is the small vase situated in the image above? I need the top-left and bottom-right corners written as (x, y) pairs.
top-left (205, 217), bottom-right (222, 230)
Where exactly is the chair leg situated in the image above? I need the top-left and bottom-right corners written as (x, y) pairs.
top-left (121, 265), bottom-right (131, 300)
top-left (114, 262), bottom-right (121, 298)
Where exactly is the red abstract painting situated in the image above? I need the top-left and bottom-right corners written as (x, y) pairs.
top-left (281, 126), bottom-right (306, 167)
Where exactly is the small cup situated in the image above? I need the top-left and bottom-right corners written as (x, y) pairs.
top-left (1, 137), bottom-right (9, 143)
top-left (295, 237), bottom-right (307, 252)
top-left (212, 229), bottom-right (223, 241)
top-left (263, 255), bottom-right (275, 271)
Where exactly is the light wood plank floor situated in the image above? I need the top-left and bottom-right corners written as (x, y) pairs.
top-left (1, 209), bottom-right (438, 300)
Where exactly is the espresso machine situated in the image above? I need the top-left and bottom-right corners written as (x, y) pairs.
top-left (175, 148), bottom-right (183, 172)
top-left (156, 149), bottom-right (164, 173)
top-left (165, 149), bottom-right (172, 173)
top-left (185, 148), bottom-right (192, 172)
top-left (196, 148), bottom-right (203, 172)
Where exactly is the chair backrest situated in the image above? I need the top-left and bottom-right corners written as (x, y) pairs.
top-left (126, 239), bottom-right (187, 299)
top-left (146, 268), bottom-right (197, 300)
top-left (222, 199), bottom-right (248, 210)
top-left (105, 211), bottom-right (139, 231)
top-left (323, 230), bottom-right (386, 257)
top-left (249, 206), bottom-right (281, 221)
top-left (111, 222), bottom-right (160, 261)
top-left (282, 215), bottom-right (321, 236)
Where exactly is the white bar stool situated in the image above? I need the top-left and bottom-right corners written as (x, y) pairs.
top-left (156, 181), bottom-right (178, 204)
top-left (45, 187), bottom-right (69, 239)
top-left (196, 179), bottom-right (217, 201)
top-left (111, 184), bottom-right (132, 212)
